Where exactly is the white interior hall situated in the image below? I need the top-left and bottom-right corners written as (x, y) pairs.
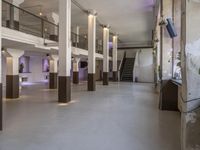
top-left (0, 0), bottom-right (200, 150)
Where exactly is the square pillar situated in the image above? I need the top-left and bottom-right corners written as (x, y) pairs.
top-left (7, 0), bottom-right (24, 30)
top-left (0, 0), bottom-right (3, 131)
top-left (103, 26), bottom-right (109, 85)
top-left (180, 0), bottom-right (200, 149)
top-left (112, 35), bottom-right (118, 81)
top-left (88, 11), bottom-right (97, 91)
top-left (46, 12), bottom-right (59, 41)
top-left (49, 55), bottom-right (58, 89)
top-left (58, 0), bottom-right (71, 103)
top-left (4, 49), bottom-right (24, 99)
top-left (73, 57), bottom-right (80, 84)
top-left (159, 0), bottom-right (174, 110)
top-left (72, 26), bottom-right (80, 47)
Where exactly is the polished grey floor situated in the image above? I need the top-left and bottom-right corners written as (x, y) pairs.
top-left (0, 82), bottom-right (181, 150)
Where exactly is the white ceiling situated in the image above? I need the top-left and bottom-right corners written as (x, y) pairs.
top-left (20, 0), bottom-right (155, 46)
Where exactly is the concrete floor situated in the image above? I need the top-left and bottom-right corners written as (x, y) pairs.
top-left (0, 82), bottom-right (181, 150)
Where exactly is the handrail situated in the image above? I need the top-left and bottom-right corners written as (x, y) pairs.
top-left (2, 0), bottom-right (58, 27)
top-left (2, 0), bottom-right (59, 41)
top-left (1, 0), bottom-right (111, 55)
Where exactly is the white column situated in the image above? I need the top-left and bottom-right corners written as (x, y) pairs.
top-left (4, 49), bottom-right (24, 99)
top-left (12, 0), bottom-right (24, 21)
top-left (5, 49), bottom-right (24, 76)
top-left (0, 0), bottom-right (2, 131)
top-left (72, 26), bottom-right (80, 46)
top-left (73, 57), bottom-right (80, 84)
top-left (103, 26), bottom-right (109, 85)
top-left (58, 0), bottom-right (71, 103)
top-left (73, 57), bottom-right (80, 72)
top-left (46, 12), bottom-right (59, 36)
top-left (49, 55), bottom-right (58, 73)
top-left (181, 0), bottom-right (200, 149)
top-left (112, 35), bottom-right (118, 81)
top-left (49, 55), bottom-right (58, 89)
top-left (8, 0), bottom-right (24, 30)
top-left (88, 10), bottom-right (97, 91)
top-left (160, 0), bottom-right (173, 81)
top-left (159, 0), bottom-right (173, 110)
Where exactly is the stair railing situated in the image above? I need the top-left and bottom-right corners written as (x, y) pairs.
top-left (119, 51), bottom-right (126, 81)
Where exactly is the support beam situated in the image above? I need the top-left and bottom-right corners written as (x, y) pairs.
top-left (159, 0), bottom-right (174, 110)
top-left (72, 26), bottom-right (80, 47)
top-left (49, 55), bottom-right (58, 89)
top-left (4, 49), bottom-right (24, 99)
top-left (87, 11), bottom-right (97, 91)
top-left (58, 0), bottom-right (71, 103)
top-left (103, 26), bottom-right (109, 85)
top-left (0, 0), bottom-right (3, 131)
top-left (181, 0), bottom-right (200, 149)
top-left (112, 35), bottom-right (118, 81)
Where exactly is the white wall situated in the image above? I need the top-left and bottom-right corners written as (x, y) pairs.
top-left (134, 49), bottom-right (154, 83)
top-left (118, 49), bottom-right (137, 61)
top-left (2, 51), bottom-right (49, 85)
top-left (20, 55), bottom-right (48, 83)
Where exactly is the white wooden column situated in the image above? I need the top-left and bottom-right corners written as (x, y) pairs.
top-left (58, 0), bottom-right (71, 103)
top-left (0, 0), bottom-right (3, 131)
top-left (49, 55), bottom-right (58, 89)
top-left (4, 49), bottom-right (24, 99)
top-left (87, 10), bottom-right (97, 91)
top-left (103, 26), bottom-right (109, 85)
top-left (180, 0), bottom-right (200, 149)
top-left (112, 35), bottom-right (118, 81)
top-left (73, 57), bottom-right (80, 84)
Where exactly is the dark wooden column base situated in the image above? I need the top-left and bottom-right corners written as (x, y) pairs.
top-left (113, 71), bottom-right (118, 82)
top-left (159, 80), bottom-right (179, 111)
top-left (103, 72), bottom-right (109, 85)
top-left (0, 83), bottom-right (2, 131)
top-left (73, 72), bottom-right (79, 84)
top-left (58, 76), bottom-right (71, 103)
top-left (6, 75), bottom-right (19, 99)
top-left (88, 74), bottom-right (96, 91)
top-left (49, 73), bottom-right (58, 89)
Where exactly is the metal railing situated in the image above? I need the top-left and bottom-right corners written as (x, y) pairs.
top-left (96, 43), bottom-right (103, 54)
top-left (2, 0), bottom-right (59, 41)
top-left (1, 0), bottom-right (110, 56)
top-left (71, 32), bottom-right (88, 50)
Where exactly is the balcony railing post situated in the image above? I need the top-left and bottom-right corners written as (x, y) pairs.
top-left (41, 19), bottom-right (44, 38)
top-left (9, 5), bottom-right (14, 29)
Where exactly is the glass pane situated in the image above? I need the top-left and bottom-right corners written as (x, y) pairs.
top-left (43, 20), bottom-right (59, 41)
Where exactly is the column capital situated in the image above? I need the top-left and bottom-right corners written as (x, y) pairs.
top-left (4, 49), bottom-right (24, 58)
top-left (49, 54), bottom-right (59, 61)
top-left (103, 24), bottom-right (110, 29)
top-left (87, 9), bottom-right (97, 16)
top-left (113, 35), bottom-right (118, 39)
top-left (72, 57), bottom-right (80, 63)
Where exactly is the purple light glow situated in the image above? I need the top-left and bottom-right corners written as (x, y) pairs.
top-left (109, 42), bottom-right (113, 49)
top-left (42, 58), bottom-right (49, 72)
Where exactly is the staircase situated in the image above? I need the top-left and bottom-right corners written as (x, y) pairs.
top-left (121, 58), bottom-right (135, 82)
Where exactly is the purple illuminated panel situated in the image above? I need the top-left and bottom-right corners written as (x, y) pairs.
top-left (42, 58), bottom-right (49, 72)
top-left (19, 56), bottom-right (30, 73)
